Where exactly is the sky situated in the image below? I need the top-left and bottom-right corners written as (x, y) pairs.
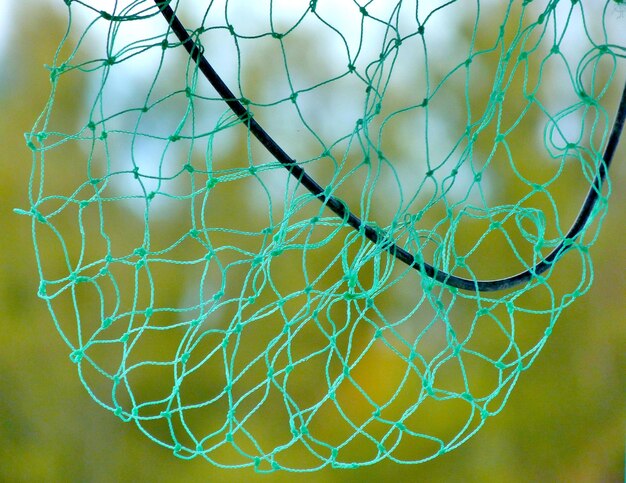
top-left (6, 0), bottom-right (624, 225)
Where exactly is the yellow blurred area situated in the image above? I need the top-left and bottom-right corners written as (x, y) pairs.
top-left (1, 1), bottom-right (624, 481)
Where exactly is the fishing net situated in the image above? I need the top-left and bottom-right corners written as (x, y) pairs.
top-left (23, 0), bottom-right (625, 472)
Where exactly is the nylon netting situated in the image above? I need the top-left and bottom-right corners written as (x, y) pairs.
top-left (24, 0), bottom-right (625, 472)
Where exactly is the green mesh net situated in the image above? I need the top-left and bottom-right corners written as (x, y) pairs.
top-left (24, 0), bottom-right (625, 472)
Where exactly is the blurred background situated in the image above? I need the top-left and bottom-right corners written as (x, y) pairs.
top-left (1, 0), bottom-right (625, 481)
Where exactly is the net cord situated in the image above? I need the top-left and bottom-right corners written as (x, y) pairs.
top-left (155, 0), bottom-right (626, 293)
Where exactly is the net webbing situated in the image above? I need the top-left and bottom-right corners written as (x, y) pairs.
top-left (23, 0), bottom-right (625, 471)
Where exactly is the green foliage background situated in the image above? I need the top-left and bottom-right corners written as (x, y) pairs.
top-left (1, 1), bottom-right (624, 481)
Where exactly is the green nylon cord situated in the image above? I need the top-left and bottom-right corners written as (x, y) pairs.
top-left (24, 0), bottom-right (625, 471)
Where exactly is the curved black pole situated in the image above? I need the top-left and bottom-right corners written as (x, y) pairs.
top-left (154, 0), bottom-right (626, 292)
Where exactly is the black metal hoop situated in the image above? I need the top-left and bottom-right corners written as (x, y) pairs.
top-left (154, 0), bottom-right (626, 292)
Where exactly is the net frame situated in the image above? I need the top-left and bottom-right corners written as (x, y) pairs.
top-left (156, 0), bottom-right (626, 292)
